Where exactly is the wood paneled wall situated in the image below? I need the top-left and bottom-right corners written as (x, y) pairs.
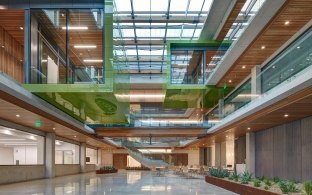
top-left (113, 154), bottom-right (128, 169)
top-left (0, 26), bottom-right (24, 83)
top-left (234, 135), bottom-right (246, 164)
top-left (255, 116), bottom-right (312, 181)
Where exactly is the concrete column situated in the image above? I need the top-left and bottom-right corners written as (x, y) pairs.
top-left (214, 143), bottom-right (221, 168)
top-left (80, 143), bottom-right (86, 173)
top-left (199, 147), bottom-right (205, 165)
top-left (24, 9), bottom-right (30, 84)
top-left (251, 65), bottom-right (261, 96)
top-left (97, 149), bottom-right (102, 165)
top-left (246, 132), bottom-right (256, 174)
top-left (45, 133), bottom-right (55, 178)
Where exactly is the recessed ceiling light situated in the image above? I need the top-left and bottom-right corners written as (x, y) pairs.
top-left (297, 46), bottom-right (301, 49)
top-left (74, 136), bottom-right (77, 138)
top-left (242, 65), bottom-right (246, 69)
top-left (261, 46), bottom-right (266, 50)
top-left (19, 26), bottom-right (23, 30)
top-left (83, 59), bottom-right (103, 63)
top-left (74, 45), bottom-right (97, 49)
top-left (247, 127), bottom-right (251, 130)
top-left (272, 66), bottom-right (276, 69)
top-left (62, 26), bottom-right (88, 30)
top-left (284, 114), bottom-right (289, 117)
top-left (228, 80), bottom-right (232, 83)
top-left (284, 21), bottom-right (290, 25)
top-left (53, 128), bottom-right (56, 130)
top-left (16, 114), bottom-right (20, 117)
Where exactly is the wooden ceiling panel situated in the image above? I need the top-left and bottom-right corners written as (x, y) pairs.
top-left (0, 10), bottom-right (24, 45)
top-left (216, 0), bottom-right (247, 41)
top-left (0, 96), bottom-right (114, 149)
top-left (217, 0), bottom-right (312, 87)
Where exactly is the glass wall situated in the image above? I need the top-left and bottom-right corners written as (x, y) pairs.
top-left (55, 140), bottom-right (79, 164)
top-left (261, 27), bottom-right (312, 93)
top-left (0, 126), bottom-right (44, 165)
top-left (30, 9), bottom-right (104, 84)
top-left (86, 147), bottom-right (97, 164)
top-left (223, 79), bottom-right (252, 117)
top-left (171, 49), bottom-right (204, 84)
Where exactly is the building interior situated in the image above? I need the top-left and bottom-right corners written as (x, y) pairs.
top-left (0, 0), bottom-right (312, 194)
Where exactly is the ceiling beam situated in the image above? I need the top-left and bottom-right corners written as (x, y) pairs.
top-left (96, 128), bottom-right (206, 137)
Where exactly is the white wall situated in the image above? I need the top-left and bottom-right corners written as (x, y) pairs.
top-left (226, 140), bottom-right (235, 168)
top-left (47, 56), bottom-right (59, 84)
top-left (14, 146), bottom-right (38, 165)
top-left (101, 150), bottom-right (113, 166)
top-left (211, 145), bottom-right (215, 167)
top-left (86, 148), bottom-right (97, 164)
top-left (0, 147), bottom-right (14, 165)
top-left (187, 150), bottom-right (200, 166)
top-left (127, 155), bottom-right (141, 167)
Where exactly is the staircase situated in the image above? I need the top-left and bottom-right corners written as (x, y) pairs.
top-left (121, 140), bottom-right (169, 169)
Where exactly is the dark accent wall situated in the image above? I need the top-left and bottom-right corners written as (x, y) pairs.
top-left (255, 115), bottom-right (312, 181)
top-left (234, 135), bottom-right (246, 164)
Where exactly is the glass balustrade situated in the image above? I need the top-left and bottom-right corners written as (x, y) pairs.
top-left (206, 25), bottom-right (312, 127)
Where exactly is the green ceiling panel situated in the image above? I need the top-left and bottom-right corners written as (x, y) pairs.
top-left (33, 91), bottom-right (129, 125)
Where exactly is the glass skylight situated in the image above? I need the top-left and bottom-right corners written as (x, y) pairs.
top-left (113, 0), bottom-right (215, 74)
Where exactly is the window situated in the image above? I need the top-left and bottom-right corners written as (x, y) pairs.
top-left (30, 9), bottom-right (104, 84)
top-left (55, 140), bottom-right (79, 164)
top-left (0, 126), bottom-right (44, 165)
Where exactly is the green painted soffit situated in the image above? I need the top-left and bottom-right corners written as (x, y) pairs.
top-left (163, 86), bottom-right (233, 109)
top-left (32, 91), bottom-right (129, 125)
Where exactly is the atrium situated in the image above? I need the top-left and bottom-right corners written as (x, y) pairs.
top-left (0, 0), bottom-right (312, 194)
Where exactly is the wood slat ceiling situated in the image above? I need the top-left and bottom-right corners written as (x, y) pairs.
top-left (0, 94), bottom-right (114, 149)
top-left (216, 0), bottom-right (312, 87)
top-left (187, 85), bottom-right (312, 148)
top-left (216, 0), bottom-right (247, 41)
top-left (0, 10), bottom-right (24, 46)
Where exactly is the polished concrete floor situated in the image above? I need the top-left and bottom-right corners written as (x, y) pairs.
top-left (0, 170), bottom-right (237, 195)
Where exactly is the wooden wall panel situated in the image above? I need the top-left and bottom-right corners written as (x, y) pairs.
top-left (256, 116), bottom-right (312, 181)
top-left (301, 116), bottom-right (312, 181)
top-left (113, 154), bottom-right (128, 169)
top-left (235, 135), bottom-right (246, 164)
top-left (255, 129), bottom-right (273, 178)
top-left (0, 26), bottom-right (24, 83)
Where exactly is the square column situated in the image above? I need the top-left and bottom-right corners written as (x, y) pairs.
top-left (246, 132), bottom-right (255, 174)
top-left (214, 142), bottom-right (221, 168)
top-left (251, 65), bottom-right (261, 96)
top-left (80, 143), bottom-right (86, 173)
top-left (45, 133), bottom-right (55, 178)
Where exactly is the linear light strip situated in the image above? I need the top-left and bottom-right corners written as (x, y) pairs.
top-left (61, 26), bottom-right (88, 30)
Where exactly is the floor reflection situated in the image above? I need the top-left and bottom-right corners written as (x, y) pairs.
top-left (0, 170), bottom-right (237, 195)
